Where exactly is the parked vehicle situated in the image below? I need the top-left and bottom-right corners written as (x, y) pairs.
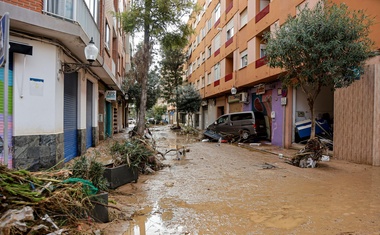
top-left (128, 118), bottom-right (136, 125)
top-left (205, 111), bottom-right (260, 140)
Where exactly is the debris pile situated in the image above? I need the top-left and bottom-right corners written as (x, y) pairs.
top-left (0, 165), bottom-right (96, 234)
top-left (289, 137), bottom-right (329, 168)
top-left (110, 137), bottom-right (166, 174)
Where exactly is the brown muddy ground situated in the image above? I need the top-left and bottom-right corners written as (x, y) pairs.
top-left (89, 126), bottom-right (380, 235)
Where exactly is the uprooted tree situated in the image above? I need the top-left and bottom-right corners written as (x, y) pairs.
top-left (265, 0), bottom-right (375, 140)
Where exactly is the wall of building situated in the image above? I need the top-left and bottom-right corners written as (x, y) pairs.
top-left (12, 37), bottom-right (61, 135)
top-left (334, 62), bottom-right (380, 165)
top-left (2, 0), bottom-right (42, 12)
top-left (270, 82), bottom-right (285, 146)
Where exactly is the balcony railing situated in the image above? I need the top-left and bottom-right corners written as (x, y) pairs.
top-left (255, 4), bottom-right (270, 23)
top-left (255, 56), bottom-right (267, 68)
top-left (224, 73), bottom-right (233, 82)
top-left (214, 48), bottom-right (220, 57)
top-left (214, 18), bottom-right (220, 28)
top-left (226, 1), bottom-right (233, 14)
top-left (225, 37), bottom-right (233, 48)
top-left (43, 0), bottom-right (100, 46)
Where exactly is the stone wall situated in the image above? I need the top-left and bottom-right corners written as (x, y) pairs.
top-left (12, 133), bottom-right (64, 171)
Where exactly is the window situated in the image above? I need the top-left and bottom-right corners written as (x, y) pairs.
top-left (214, 3), bottom-right (221, 23)
top-left (105, 22), bottom-right (110, 49)
top-left (201, 77), bottom-right (205, 88)
top-left (201, 27), bottom-right (205, 39)
top-left (84, 0), bottom-right (99, 23)
top-left (226, 20), bottom-right (234, 40)
top-left (197, 80), bottom-right (200, 89)
top-left (214, 33), bottom-right (221, 52)
top-left (197, 57), bottom-right (200, 68)
top-left (202, 52), bottom-right (205, 62)
top-left (240, 50), bottom-right (248, 68)
top-left (207, 0), bottom-right (212, 6)
top-left (207, 46), bottom-right (212, 58)
top-left (207, 19), bottom-right (212, 32)
top-left (45, 0), bottom-right (74, 20)
top-left (214, 63), bottom-right (221, 81)
top-left (240, 9), bottom-right (248, 28)
top-left (189, 63), bottom-right (193, 74)
top-left (207, 72), bottom-right (212, 84)
top-left (260, 44), bottom-right (267, 58)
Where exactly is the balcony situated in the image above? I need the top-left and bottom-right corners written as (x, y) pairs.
top-left (255, 4), bottom-right (270, 23)
top-left (226, 1), bottom-right (233, 14)
top-left (214, 18), bottom-right (220, 28)
top-left (225, 37), bottom-right (233, 48)
top-left (224, 73), bottom-right (233, 82)
top-left (43, 0), bottom-right (100, 47)
top-left (255, 56), bottom-right (267, 68)
top-left (214, 48), bottom-right (220, 57)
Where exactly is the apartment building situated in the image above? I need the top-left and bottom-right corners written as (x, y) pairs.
top-left (0, 0), bottom-right (130, 170)
top-left (186, 0), bottom-right (380, 165)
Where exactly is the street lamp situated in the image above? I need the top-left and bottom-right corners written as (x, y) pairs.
top-left (61, 37), bottom-right (101, 73)
top-left (231, 86), bottom-right (237, 95)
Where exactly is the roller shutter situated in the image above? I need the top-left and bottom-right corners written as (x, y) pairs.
top-left (86, 80), bottom-right (93, 148)
top-left (64, 73), bottom-right (78, 162)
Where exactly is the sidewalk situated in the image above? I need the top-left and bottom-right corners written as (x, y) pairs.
top-left (237, 141), bottom-right (301, 160)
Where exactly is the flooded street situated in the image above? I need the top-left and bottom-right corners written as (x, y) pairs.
top-left (96, 126), bottom-right (380, 235)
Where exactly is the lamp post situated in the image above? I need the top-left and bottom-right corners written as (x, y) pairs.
top-left (231, 86), bottom-right (237, 95)
top-left (61, 37), bottom-right (101, 73)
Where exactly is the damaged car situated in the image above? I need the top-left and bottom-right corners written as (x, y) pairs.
top-left (204, 111), bottom-right (264, 142)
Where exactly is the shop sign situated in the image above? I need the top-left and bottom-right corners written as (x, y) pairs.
top-left (105, 90), bottom-right (117, 100)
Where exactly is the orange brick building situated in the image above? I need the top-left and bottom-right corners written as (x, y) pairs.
top-left (186, 0), bottom-right (380, 165)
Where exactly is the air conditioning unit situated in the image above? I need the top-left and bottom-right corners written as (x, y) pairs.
top-left (239, 92), bottom-right (248, 103)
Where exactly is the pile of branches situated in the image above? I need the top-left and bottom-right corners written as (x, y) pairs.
top-left (289, 137), bottom-right (329, 168)
top-left (110, 137), bottom-right (165, 174)
top-left (178, 125), bottom-right (200, 136)
top-left (0, 165), bottom-right (98, 234)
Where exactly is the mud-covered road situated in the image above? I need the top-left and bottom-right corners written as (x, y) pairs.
top-left (94, 126), bottom-right (380, 235)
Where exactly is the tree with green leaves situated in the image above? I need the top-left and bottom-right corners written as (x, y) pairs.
top-left (160, 31), bottom-right (190, 128)
top-left (120, 0), bottom-right (197, 136)
top-left (265, 0), bottom-right (375, 139)
top-left (177, 84), bottom-right (202, 127)
top-left (147, 104), bottom-right (168, 124)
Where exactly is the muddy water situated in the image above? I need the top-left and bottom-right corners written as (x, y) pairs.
top-left (101, 127), bottom-right (380, 235)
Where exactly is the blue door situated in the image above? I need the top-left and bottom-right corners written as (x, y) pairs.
top-left (64, 73), bottom-right (78, 162)
top-left (86, 80), bottom-right (93, 148)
